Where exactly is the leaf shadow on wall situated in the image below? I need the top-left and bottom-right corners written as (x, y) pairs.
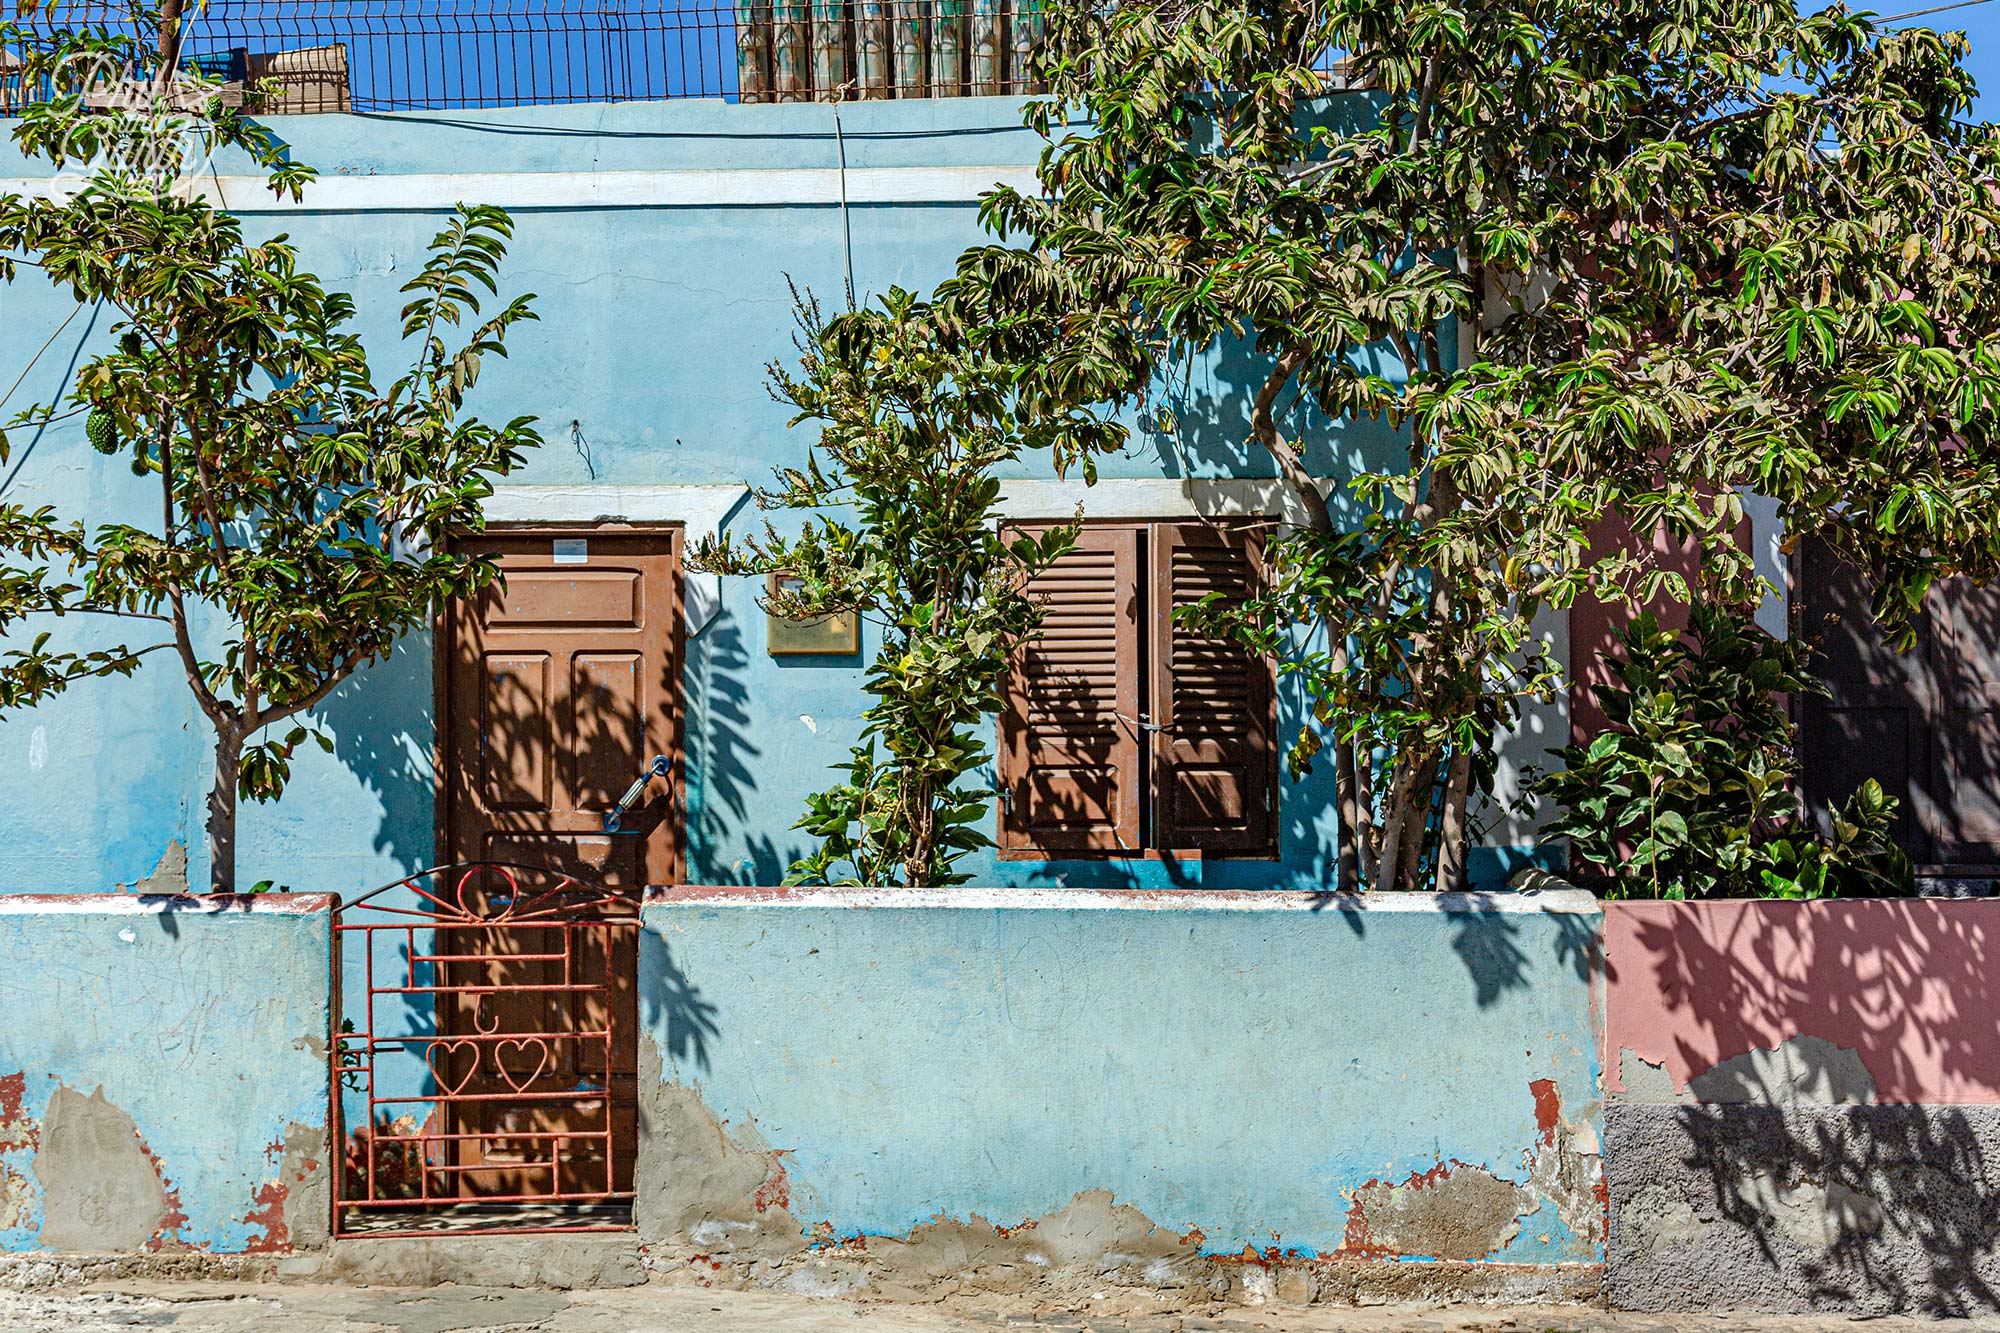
top-left (686, 609), bottom-right (801, 886)
top-left (318, 636), bottom-right (439, 877)
top-left (639, 928), bottom-right (720, 1073)
top-left (1295, 886), bottom-right (1606, 1012)
top-left (1627, 903), bottom-right (2000, 1315)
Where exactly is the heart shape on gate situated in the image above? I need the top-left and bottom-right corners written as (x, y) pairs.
top-left (425, 1038), bottom-right (480, 1096)
top-left (495, 1038), bottom-right (551, 1093)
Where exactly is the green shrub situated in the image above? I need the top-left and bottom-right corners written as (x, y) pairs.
top-left (1533, 603), bottom-right (1912, 900)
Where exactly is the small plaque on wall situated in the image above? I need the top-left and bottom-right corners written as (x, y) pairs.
top-left (766, 573), bottom-right (860, 656)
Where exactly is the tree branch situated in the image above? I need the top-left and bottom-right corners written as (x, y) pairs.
top-left (247, 659), bottom-right (352, 734)
top-left (156, 434), bottom-right (226, 725)
top-left (1250, 346), bottom-right (1331, 533)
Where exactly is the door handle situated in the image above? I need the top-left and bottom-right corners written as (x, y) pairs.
top-left (605, 755), bottom-right (672, 833)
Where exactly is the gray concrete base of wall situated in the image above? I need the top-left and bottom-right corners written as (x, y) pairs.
top-left (281, 1234), bottom-right (647, 1290)
top-left (0, 1242), bottom-right (1597, 1310)
top-left (0, 1250), bottom-right (279, 1292)
top-left (639, 1245), bottom-right (1601, 1312)
top-left (1607, 1103), bottom-right (2000, 1316)
top-left (0, 1235), bottom-right (645, 1295)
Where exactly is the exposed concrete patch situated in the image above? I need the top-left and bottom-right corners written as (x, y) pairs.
top-left (30, 1087), bottom-right (170, 1254)
top-left (1335, 1079), bottom-right (1603, 1266)
top-left (636, 1038), bottom-right (1220, 1307)
top-left (860, 1190), bottom-right (1210, 1299)
top-left (1685, 1036), bottom-right (1878, 1107)
top-left (637, 1039), bottom-right (1602, 1311)
top-left (1338, 1163), bottom-right (1527, 1261)
top-left (1605, 1101), bottom-right (2000, 1315)
top-left (0, 1161), bottom-right (33, 1232)
top-left (1614, 1052), bottom-right (1687, 1107)
top-left (243, 1122), bottom-right (329, 1256)
top-left (124, 841), bottom-right (189, 896)
top-left (1616, 1037), bottom-right (1880, 1108)
top-left (1521, 1078), bottom-right (1606, 1260)
top-left (634, 1039), bottom-right (808, 1271)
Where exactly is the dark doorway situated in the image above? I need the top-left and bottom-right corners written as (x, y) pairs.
top-left (1798, 539), bottom-right (2000, 875)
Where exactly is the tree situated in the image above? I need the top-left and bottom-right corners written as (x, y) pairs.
top-left (0, 20), bottom-right (541, 892)
top-left (949, 0), bottom-right (2000, 890)
top-left (689, 287), bottom-right (1119, 887)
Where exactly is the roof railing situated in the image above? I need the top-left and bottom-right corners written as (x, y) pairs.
top-left (1, 1), bottom-right (1048, 114)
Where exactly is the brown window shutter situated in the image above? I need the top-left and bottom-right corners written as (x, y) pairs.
top-left (999, 525), bottom-right (1144, 853)
top-left (1149, 522), bottom-right (1277, 855)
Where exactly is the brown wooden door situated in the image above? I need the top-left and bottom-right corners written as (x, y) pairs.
top-left (1930, 576), bottom-right (2000, 864)
top-left (439, 528), bottom-right (682, 1203)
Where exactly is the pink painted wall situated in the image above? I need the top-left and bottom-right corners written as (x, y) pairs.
top-left (1603, 898), bottom-right (2000, 1105)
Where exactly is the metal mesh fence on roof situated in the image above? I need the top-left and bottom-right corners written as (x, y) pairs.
top-left (1, 2), bottom-right (1050, 113)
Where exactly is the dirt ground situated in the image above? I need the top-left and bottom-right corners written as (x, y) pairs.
top-left (1, 1283), bottom-right (1997, 1333)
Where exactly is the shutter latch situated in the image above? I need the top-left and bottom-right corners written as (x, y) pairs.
top-left (1119, 711), bottom-right (1169, 734)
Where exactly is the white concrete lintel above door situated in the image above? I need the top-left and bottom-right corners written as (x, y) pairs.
top-left (481, 484), bottom-right (751, 636)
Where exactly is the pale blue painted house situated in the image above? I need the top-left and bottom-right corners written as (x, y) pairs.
top-left (0, 91), bottom-right (1564, 899)
top-left (0, 6), bottom-right (1664, 1298)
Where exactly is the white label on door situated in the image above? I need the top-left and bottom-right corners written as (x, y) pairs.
top-left (552, 538), bottom-right (589, 565)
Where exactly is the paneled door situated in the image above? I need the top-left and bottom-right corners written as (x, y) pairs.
top-left (438, 528), bottom-right (681, 1204)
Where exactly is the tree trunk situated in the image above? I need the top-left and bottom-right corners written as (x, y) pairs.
top-left (207, 724), bottom-right (241, 895)
top-left (903, 772), bottom-right (935, 888)
top-left (1394, 759), bottom-right (1429, 890)
top-left (1333, 732), bottom-right (1362, 892)
top-left (1322, 630), bottom-right (1368, 893)
top-left (1250, 349), bottom-right (1331, 534)
top-left (1351, 735), bottom-right (1377, 886)
top-left (1435, 750), bottom-right (1472, 891)
top-left (155, 0), bottom-right (187, 88)
top-left (1373, 753), bottom-right (1419, 892)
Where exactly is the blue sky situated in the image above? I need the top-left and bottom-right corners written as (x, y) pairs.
top-left (1870, 0), bottom-right (2000, 118)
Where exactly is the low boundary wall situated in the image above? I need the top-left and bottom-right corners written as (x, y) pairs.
top-left (0, 894), bottom-right (333, 1266)
top-left (7, 884), bottom-right (1996, 1318)
top-left (1602, 898), bottom-right (2000, 1316)
top-left (635, 886), bottom-right (1606, 1308)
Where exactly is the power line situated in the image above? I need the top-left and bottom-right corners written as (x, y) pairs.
top-left (1877, 0), bottom-right (1995, 23)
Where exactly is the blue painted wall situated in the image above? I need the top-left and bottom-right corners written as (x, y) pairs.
top-left (640, 888), bottom-right (1605, 1263)
top-left (0, 897), bottom-right (331, 1253)
top-left (0, 95), bottom-right (1564, 896)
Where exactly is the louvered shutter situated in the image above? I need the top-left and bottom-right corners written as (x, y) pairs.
top-left (1150, 523), bottom-right (1277, 855)
top-left (999, 526), bottom-right (1144, 853)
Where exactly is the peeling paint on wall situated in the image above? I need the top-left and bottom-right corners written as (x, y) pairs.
top-left (1337, 1160), bottom-right (1527, 1261)
top-left (635, 893), bottom-right (1605, 1307)
top-left (638, 1048), bottom-right (1600, 1309)
top-left (0, 899), bottom-right (332, 1258)
top-left (31, 1087), bottom-right (172, 1253)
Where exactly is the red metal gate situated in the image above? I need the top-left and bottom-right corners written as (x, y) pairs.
top-left (332, 864), bottom-right (641, 1237)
